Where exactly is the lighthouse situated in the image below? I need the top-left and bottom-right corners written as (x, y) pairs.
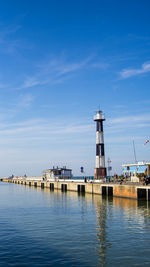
top-left (94, 110), bottom-right (106, 179)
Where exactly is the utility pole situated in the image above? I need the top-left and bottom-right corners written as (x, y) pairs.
top-left (107, 158), bottom-right (112, 177)
top-left (133, 140), bottom-right (137, 163)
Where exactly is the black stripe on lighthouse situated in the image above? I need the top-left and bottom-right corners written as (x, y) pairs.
top-left (96, 144), bottom-right (100, 156)
top-left (100, 121), bottom-right (103, 132)
top-left (96, 121), bottom-right (99, 132)
top-left (100, 144), bottom-right (104, 156)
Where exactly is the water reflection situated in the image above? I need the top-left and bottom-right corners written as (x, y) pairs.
top-left (94, 196), bottom-right (109, 267)
top-left (93, 195), bottom-right (150, 266)
top-left (22, 185), bottom-right (150, 266)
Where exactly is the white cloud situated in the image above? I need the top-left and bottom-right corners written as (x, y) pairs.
top-left (0, 112), bottom-right (149, 152)
top-left (105, 114), bottom-right (150, 136)
top-left (21, 78), bottom-right (43, 89)
top-left (119, 61), bottom-right (150, 78)
top-left (19, 56), bottom-right (93, 89)
top-left (0, 25), bottom-right (23, 54)
top-left (17, 94), bottom-right (33, 108)
top-left (110, 114), bottom-right (150, 124)
top-left (0, 53), bottom-right (109, 91)
top-left (0, 118), bottom-right (94, 142)
top-left (113, 104), bottom-right (127, 109)
top-left (91, 62), bottom-right (109, 70)
top-left (0, 94), bottom-right (34, 123)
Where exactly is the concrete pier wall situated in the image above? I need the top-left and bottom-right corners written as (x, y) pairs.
top-left (2, 178), bottom-right (150, 201)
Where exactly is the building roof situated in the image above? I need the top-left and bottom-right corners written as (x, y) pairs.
top-left (123, 165), bottom-right (147, 173)
top-left (44, 167), bottom-right (72, 172)
top-left (122, 162), bottom-right (150, 167)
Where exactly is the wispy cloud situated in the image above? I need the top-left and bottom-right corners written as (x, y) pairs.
top-left (106, 135), bottom-right (143, 144)
top-left (110, 114), bottom-right (150, 124)
top-left (17, 94), bottom-right (33, 108)
top-left (21, 78), bottom-right (45, 89)
top-left (19, 56), bottom-right (93, 89)
top-left (0, 93), bottom-right (34, 122)
top-left (0, 82), bottom-right (8, 89)
top-left (113, 104), bottom-right (127, 109)
top-left (0, 25), bottom-right (22, 54)
top-left (0, 49), bottom-right (109, 91)
top-left (106, 114), bottom-right (150, 135)
top-left (0, 117), bottom-right (94, 150)
top-left (16, 55), bottom-right (110, 90)
top-left (91, 62), bottom-right (109, 70)
top-left (1, 113), bottom-right (149, 147)
top-left (119, 61), bottom-right (150, 79)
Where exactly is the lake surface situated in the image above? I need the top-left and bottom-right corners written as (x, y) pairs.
top-left (0, 182), bottom-right (150, 267)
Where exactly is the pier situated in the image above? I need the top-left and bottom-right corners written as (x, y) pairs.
top-left (1, 178), bottom-right (150, 201)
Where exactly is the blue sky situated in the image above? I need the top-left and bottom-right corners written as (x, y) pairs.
top-left (0, 0), bottom-right (150, 176)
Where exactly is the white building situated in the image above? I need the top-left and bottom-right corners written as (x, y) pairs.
top-left (43, 166), bottom-right (72, 180)
top-left (122, 162), bottom-right (150, 182)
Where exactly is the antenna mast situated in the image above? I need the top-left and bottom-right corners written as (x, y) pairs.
top-left (133, 140), bottom-right (137, 163)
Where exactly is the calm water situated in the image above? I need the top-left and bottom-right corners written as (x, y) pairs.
top-left (0, 183), bottom-right (150, 266)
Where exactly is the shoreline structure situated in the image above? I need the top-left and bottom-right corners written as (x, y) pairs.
top-left (1, 178), bottom-right (150, 201)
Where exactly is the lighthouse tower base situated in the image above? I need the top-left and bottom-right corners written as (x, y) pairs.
top-left (94, 168), bottom-right (107, 179)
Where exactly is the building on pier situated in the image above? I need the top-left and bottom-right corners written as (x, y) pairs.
top-left (43, 166), bottom-right (72, 180)
top-left (122, 162), bottom-right (150, 182)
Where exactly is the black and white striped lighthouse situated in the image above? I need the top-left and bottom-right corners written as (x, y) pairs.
top-left (94, 110), bottom-right (106, 179)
